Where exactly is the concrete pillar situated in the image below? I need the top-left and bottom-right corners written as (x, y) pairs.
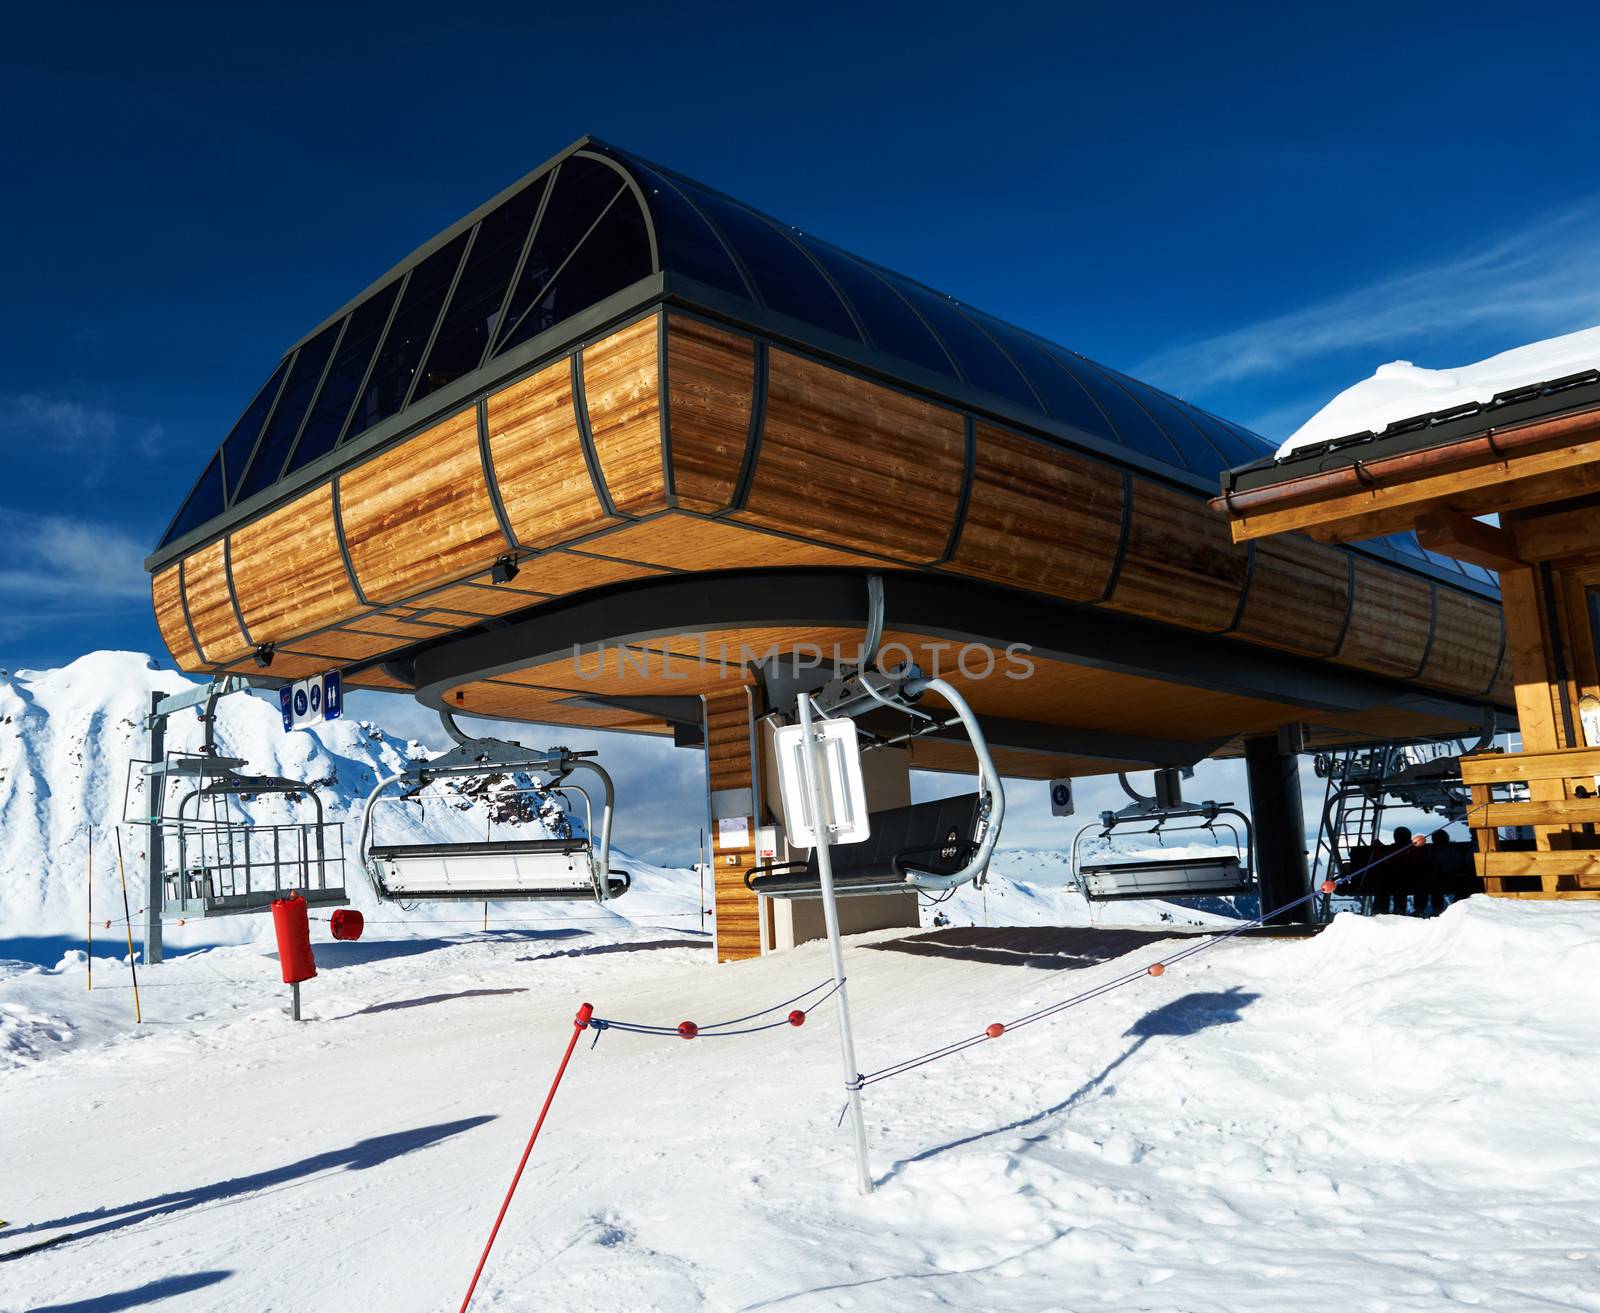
top-left (1244, 735), bottom-right (1311, 925)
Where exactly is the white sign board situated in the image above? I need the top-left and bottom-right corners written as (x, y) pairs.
top-left (279, 670), bottom-right (342, 731)
top-left (717, 816), bottom-right (750, 850)
top-left (772, 717), bottom-right (871, 847)
top-left (1050, 778), bottom-right (1075, 817)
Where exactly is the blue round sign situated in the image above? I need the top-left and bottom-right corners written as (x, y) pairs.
top-left (293, 688), bottom-right (308, 717)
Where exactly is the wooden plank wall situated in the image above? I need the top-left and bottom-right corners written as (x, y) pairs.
top-left (704, 686), bottom-right (761, 963)
top-left (153, 307), bottom-right (1509, 720)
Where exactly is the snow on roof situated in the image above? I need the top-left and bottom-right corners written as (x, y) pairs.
top-left (1278, 324), bottom-right (1600, 457)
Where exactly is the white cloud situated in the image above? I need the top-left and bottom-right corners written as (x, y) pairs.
top-left (1138, 201), bottom-right (1600, 397)
top-left (0, 510), bottom-right (152, 607)
top-left (0, 394), bottom-right (164, 477)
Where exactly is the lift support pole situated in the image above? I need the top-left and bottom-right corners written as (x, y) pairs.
top-left (145, 691), bottom-right (166, 966)
top-left (1244, 734), bottom-right (1312, 925)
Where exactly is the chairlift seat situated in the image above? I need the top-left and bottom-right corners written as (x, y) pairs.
top-left (1081, 853), bottom-right (1254, 902)
top-left (747, 793), bottom-right (984, 900)
top-left (368, 836), bottom-right (629, 902)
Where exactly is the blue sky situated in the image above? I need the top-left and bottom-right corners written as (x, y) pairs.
top-left (0, 5), bottom-right (1593, 862)
top-left (5, 3), bottom-right (1600, 668)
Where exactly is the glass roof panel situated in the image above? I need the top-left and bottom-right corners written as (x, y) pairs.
top-left (1047, 350), bottom-right (1187, 468)
top-left (1178, 406), bottom-right (1264, 468)
top-left (412, 175), bottom-right (550, 404)
top-left (235, 320), bottom-right (341, 502)
top-left (886, 281), bottom-right (1038, 410)
top-left (500, 188), bottom-right (653, 351)
top-left (794, 238), bottom-right (958, 379)
top-left (1106, 371), bottom-right (1233, 475)
top-left (495, 157), bottom-right (632, 356)
top-left (627, 159), bottom-right (750, 299)
top-left (342, 231), bottom-right (469, 442)
top-left (967, 314), bottom-right (1119, 444)
top-left (161, 452), bottom-right (224, 548)
top-left (1212, 414), bottom-right (1278, 463)
top-left (287, 278), bottom-right (401, 476)
top-left (219, 356), bottom-right (291, 500)
top-left (669, 179), bottom-right (859, 342)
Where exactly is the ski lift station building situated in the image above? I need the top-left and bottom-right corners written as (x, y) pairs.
top-left (144, 137), bottom-right (1513, 960)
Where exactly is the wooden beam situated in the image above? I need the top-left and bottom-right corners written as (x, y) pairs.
top-left (1512, 502), bottom-right (1600, 563)
top-left (1479, 849), bottom-right (1600, 878)
top-left (1480, 798), bottom-right (1600, 827)
top-left (1416, 509), bottom-right (1523, 572)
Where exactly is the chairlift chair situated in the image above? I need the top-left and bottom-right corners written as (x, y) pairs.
top-left (1074, 770), bottom-right (1255, 905)
top-left (746, 664), bottom-right (1004, 900)
top-left (124, 748), bottom-right (348, 918)
top-left (358, 730), bottom-right (626, 904)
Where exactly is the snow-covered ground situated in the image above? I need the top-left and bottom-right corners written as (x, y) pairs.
top-left (1280, 323), bottom-right (1600, 454)
top-left (4, 897), bottom-right (1599, 1311)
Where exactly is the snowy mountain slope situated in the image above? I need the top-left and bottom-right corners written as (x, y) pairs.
top-left (2, 897), bottom-right (1597, 1311)
top-left (1281, 322), bottom-right (1600, 455)
top-left (0, 653), bottom-right (701, 953)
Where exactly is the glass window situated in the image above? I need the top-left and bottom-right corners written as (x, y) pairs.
top-left (968, 314), bottom-right (1119, 443)
top-left (795, 237), bottom-right (958, 379)
top-left (289, 279), bottom-right (400, 474)
top-left (497, 186), bottom-right (653, 354)
top-left (626, 160), bottom-right (749, 299)
top-left (495, 157), bottom-right (630, 356)
top-left (219, 356), bottom-right (290, 499)
top-left (1106, 370), bottom-right (1233, 475)
top-left (667, 179), bottom-right (860, 342)
top-left (412, 176), bottom-right (550, 403)
top-left (1178, 406), bottom-right (1266, 468)
top-left (234, 321), bottom-right (341, 501)
top-left (343, 231), bottom-right (469, 442)
top-left (160, 452), bottom-right (225, 547)
top-left (1212, 414), bottom-right (1278, 463)
top-left (886, 280), bottom-right (1039, 410)
top-left (1046, 350), bottom-right (1187, 468)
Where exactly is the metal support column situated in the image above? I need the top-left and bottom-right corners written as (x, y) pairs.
top-left (145, 691), bottom-right (165, 965)
top-left (1244, 735), bottom-right (1311, 925)
top-left (796, 690), bottom-right (874, 1195)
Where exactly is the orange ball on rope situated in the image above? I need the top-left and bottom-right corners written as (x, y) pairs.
top-left (986, 1023), bottom-right (1005, 1039)
top-left (1147, 963), bottom-right (1165, 977)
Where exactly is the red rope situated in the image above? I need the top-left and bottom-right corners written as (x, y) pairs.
top-left (459, 1002), bottom-right (593, 1313)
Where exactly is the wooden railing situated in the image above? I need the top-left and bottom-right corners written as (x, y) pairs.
top-left (1461, 747), bottom-right (1600, 898)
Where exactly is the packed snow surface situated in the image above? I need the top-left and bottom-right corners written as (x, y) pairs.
top-left (1280, 323), bottom-right (1600, 455)
top-left (4, 897), bottom-right (1599, 1312)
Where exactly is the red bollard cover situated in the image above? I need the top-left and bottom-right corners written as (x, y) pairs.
top-left (329, 908), bottom-right (364, 941)
top-left (272, 895), bottom-right (317, 984)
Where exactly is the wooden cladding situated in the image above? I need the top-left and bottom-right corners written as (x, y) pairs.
top-left (946, 423), bottom-right (1123, 600)
top-left (155, 308), bottom-right (1507, 721)
top-left (1336, 561), bottom-right (1434, 679)
top-left (340, 408), bottom-right (506, 605)
top-left (231, 484), bottom-right (360, 644)
top-left (666, 316), bottom-right (754, 512)
top-left (580, 316), bottom-right (666, 515)
top-left (734, 347), bottom-right (966, 562)
top-left (151, 565), bottom-right (200, 668)
top-left (704, 686), bottom-right (761, 963)
top-left (487, 357), bottom-right (618, 548)
top-left (1104, 478), bottom-right (1249, 632)
top-left (184, 539), bottom-right (249, 664)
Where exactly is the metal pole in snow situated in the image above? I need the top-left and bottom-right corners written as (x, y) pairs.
top-left (796, 691), bottom-right (874, 1195)
top-left (85, 827), bottom-right (92, 991)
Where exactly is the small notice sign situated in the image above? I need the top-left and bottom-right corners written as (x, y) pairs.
top-left (717, 816), bottom-right (750, 849)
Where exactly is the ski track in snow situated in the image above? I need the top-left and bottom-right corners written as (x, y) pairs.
top-left (3, 899), bottom-right (1599, 1312)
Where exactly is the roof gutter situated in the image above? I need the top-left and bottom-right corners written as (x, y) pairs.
top-left (1211, 405), bottom-right (1600, 522)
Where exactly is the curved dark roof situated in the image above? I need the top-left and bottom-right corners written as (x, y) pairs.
top-left (155, 137), bottom-right (1494, 595)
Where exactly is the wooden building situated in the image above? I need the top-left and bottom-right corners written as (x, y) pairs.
top-left (1216, 371), bottom-right (1600, 900)
top-left (146, 137), bottom-right (1513, 958)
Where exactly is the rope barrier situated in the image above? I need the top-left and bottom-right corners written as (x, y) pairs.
top-left (853, 811), bottom-right (1476, 1091)
top-left (587, 978), bottom-right (841, 1044)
